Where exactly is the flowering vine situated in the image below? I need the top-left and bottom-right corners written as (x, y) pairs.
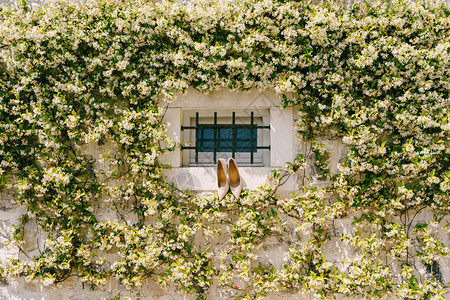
top-left (0, 0), bottom-right (449, 299)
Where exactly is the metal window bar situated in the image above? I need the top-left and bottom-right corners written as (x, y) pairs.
top-left (195, 112), bottom-right (199, 163)
top-left (232, 112), bottom-right (236, 159)
top-left (251, 112), bottom-right (254, 164)
top-left (181, 111), bottom-right (270, 165)
top-left (214, 112), bottom-right (217, 163)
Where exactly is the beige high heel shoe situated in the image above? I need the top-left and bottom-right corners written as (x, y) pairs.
top-left (217, 158), bottom-right (229, 200)
top-left (227, 158), bottom-right (242, 199)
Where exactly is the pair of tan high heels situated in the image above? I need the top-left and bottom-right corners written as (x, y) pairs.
top-left (217, 158), bottom-right (242, 200)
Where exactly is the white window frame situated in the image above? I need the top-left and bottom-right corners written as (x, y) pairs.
top-left (160, 89), bottom-right (296, 191)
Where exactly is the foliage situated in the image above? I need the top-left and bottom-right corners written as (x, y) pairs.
top-left (0, 0), bottom-right (449, 298)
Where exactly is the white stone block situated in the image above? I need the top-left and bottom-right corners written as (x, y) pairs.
top-left (169, 88), bottom-right (280, 109)
top-left (270, 106), bottom-right (294, 167)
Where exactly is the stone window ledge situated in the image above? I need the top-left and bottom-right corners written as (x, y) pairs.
top-left (163, 167), bottom-right (297, 191)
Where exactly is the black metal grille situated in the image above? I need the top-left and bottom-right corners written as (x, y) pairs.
top-left (181, 112), bottom-right (270, 165)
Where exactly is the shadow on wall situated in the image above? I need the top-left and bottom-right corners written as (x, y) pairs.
top-left (170, 167), bottom-right (216, 190)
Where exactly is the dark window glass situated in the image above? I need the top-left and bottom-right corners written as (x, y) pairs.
top-left (196, 125), bottom-right (256, 153)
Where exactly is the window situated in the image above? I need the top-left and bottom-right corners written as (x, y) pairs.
top-left (160, 90), bottom-right (296, 190)
top-left (181, 109), bottom-right (270, 166)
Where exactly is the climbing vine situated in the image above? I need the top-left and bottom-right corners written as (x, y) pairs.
top-left (0, 0), bottom-right (449, 299)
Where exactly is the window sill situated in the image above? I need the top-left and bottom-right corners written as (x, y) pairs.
top-left (163, 166), bottom-right (296, 191)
